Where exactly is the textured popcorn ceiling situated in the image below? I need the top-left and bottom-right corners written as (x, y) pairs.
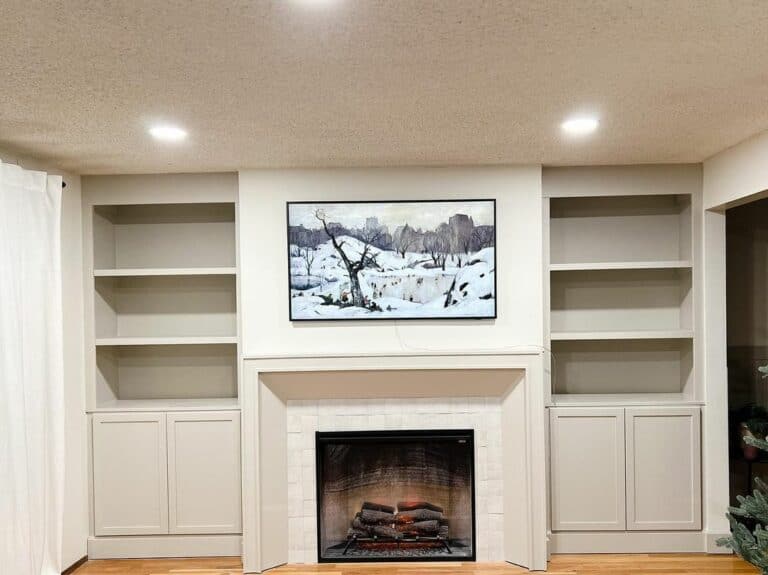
top-left (2, 1), bottom-right (768, 174)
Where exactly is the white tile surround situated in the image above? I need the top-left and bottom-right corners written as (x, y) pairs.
top-left (286, 397), bottom-right (505, 564)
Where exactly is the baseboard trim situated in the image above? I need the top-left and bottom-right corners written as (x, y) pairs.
top-left (62, 555), bottom-right (88, 575)
top-left (706, 532), bottom-right (732, 554)
top-left (87, 535), bottom-right (242, 559)
top-left (550, 531), bottom-right (706, 554)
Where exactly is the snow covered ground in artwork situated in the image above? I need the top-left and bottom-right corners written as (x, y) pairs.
top-left (289, 236), bottom-right (495, 319)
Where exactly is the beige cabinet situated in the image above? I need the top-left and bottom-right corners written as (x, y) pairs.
top-left (92, 412), bottom-right (168, 536)
top-left (92, 410), bottom-right (241, 537)
top-left (549, 406), bottom-right (701, 532)
top-left (625, 407), bottom-right (701, 530)
top-left (167, 411), bottom-right (242, 534)
top-left (549, 407), bottom-right (626, 531)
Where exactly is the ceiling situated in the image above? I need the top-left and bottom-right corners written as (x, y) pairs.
top-left (2, 0), bottom-right (768, 174)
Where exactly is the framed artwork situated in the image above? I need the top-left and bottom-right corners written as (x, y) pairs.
top-left (287, 199), bottom-right (496, 321)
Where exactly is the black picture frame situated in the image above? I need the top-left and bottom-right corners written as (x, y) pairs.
top-left (286, 199), bottom-right (497, 321)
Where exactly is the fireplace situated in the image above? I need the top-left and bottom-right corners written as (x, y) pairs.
top-left (315, 429), bottom-right (476, 562)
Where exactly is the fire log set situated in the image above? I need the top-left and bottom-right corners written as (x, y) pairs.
top-left (344, 501), bottom-right (452, 555)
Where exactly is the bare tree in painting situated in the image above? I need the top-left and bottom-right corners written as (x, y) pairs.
top-left (301, 247), bottom-right (316, 288)
top-left (314, 209), bottom-right (381, 308)
top-left (393, 223), bottom-right (418, 258)
top-left (423, 228), bottom-right (450, 271)
top-left (472, 226), bottom-right (495, 250)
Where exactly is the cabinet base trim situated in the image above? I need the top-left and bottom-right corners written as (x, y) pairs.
top-left (706, 532), bottom-right (732, 554)
top-left (87, 535), bottom-right (242, 559)
top-left (550, 531), bottom-right (705, 554)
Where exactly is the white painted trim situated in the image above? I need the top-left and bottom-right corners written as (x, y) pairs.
top-left (87, 535), bottom-right (242, 559)
top-left (549, 531), bottom-right (706, 554)
top-left (701, 210), bottom-right (731, 541)
top-left (706, 531), bottom-right (732, 554)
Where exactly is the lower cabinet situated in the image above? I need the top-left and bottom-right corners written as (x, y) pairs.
top-left (92, 410), bottom-right (241, 537)
top-left (549, 406), bottom-right (701, 533)
top-left (550, 408), bottom-right (626, 531)
top-left (167, 412), bottom-right (242, 534)
top-left (625, 407), bottom-right (702, 530)
top-left (92, 412), bottom-right (168, 535)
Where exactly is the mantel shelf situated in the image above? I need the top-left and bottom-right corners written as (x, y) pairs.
top-left (550, 330), bottom-right (694, 341)
top-left (549, 260), bottom-right (692, 272)
top-left (95, 336), bottom-right (238, 346)
top-left (94, 267), bottom-right (237, 277)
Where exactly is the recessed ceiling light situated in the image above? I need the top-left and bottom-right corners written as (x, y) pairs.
top-left (561, 116), bottom-right (599, 136)
top-left (148, 124), bottom-right (188, 142)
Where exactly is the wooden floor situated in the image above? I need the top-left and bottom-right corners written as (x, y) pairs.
top-left (71, 554), bottom-right (758, 575)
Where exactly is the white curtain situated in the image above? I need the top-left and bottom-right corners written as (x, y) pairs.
top-left (0, 161), bottom-right (65, 574)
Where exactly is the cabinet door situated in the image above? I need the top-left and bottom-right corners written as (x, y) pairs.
top-left (167, 411), bottom-right (242, 534)
top-left (626, 407), bottom-right (701, 530)
top-left (92, 412), bottom-right (168, 535)
top-left (550, 407), bottom-right (626, 531)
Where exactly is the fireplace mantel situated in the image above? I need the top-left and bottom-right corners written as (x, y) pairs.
top-left (241, 351), bottom-right (547, 573)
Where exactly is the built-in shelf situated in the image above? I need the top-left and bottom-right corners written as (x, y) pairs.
top-left (95, 343), bottom-right (237, 402)
top-left (550, 268), bottom-right (693, 334)
top-left (86, 194), bottom-right (240, 409)
top-left (94, 275), bottom-right (237, 339)
top-left (550, 330), bottom-right (694, 341)
top-left (549, 260), bottom-right (692, 272)
top-left (548, 393), bottom-right (702, 407)
top-left (93, 203), bottom-right (236, 270)
top-left (94, 267), bottom-right (237, 277)
top-left (88, 397), bottom-right (240, 413)
top-left (550, 194), bottom-right (691, 266)
top-left (551, 338), bottom-right (693, 396)
top-left (95, 336), bottom-right (238, 346)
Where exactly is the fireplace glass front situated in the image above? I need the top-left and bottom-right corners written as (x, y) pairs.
top-left (315, 429), bottom-right (476, 562)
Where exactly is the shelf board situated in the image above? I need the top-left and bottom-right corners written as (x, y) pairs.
top-left (87, 397), bottom-right (240, 413)
top-left (549, 260), bottom-right (692, 272)
top-left (95, 336), bottom-right (237, 346)
top-left (94, 267), bottom-right (237, 277)
top-left (550, 330), bottom-right (694, 341)
top-left (548, 393), bottom-right (702, 407)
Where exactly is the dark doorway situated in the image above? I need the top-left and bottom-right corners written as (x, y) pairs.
top-left (727, 198), bottom-right (768, 503)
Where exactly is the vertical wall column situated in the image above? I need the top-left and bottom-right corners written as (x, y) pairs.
top-left (702, 209), bottom-right (730, 551)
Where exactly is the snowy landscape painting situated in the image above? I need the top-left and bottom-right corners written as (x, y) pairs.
top-left (287, 199), bottom-right (496, 320)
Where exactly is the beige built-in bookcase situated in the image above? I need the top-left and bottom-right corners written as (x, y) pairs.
top-left (544, 167), bottom-right (701, 404)
top-left (544, 166), bottom-right (705, 554)
top-left (82, 174), bottom-right (242, 559)
top-left (83, 183), bottom-right (240, 411)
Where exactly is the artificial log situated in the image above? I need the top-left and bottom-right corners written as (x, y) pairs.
top-left (360, 508), bottom-right (396, 524)
top-left (396, 519), bottom-right (440, 535)
top-left (397, 501), bottom-right (444, 513)
top-left (395, 508), bottom-right (443, 523)
top-left (351, 515), bottom-right (369, 532)
top-left (362, 501), bottom-right (396, 514)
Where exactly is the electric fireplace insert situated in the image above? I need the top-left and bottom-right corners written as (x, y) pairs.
top-left (315, 429), bottom-right (476, 562)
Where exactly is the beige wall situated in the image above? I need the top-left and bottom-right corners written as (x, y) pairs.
top-left (704, 130), bottom-right (768, 210)
top-left (0, 148), bottom-right (88, 569)
top-left (238, 166), bottom-right (543, 357)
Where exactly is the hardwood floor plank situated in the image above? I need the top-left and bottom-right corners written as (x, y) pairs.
top-left (71, 555), bottom-right (759, 575)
